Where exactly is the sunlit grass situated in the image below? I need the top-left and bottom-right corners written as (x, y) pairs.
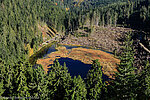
top-left (37, 46), bottom-right (120, 78)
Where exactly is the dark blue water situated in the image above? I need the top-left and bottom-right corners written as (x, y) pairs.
top-left (43, 44), bottom-right (56, 57)
top-left (44, 44), bottom-right (112, 58)
top-left (63, 45), bottom-right (113, 54)
top-left (49, 58), bottom-right (109, 81)
top-left (43, 44), bottom-right (110, 81)
top-left (58, 58), bottom-right (91, 78)
top-left (64, 45), bottom-right (79, 49)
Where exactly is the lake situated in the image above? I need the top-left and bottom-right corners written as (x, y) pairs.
top-left (48, 57), bottom-right (109, 81)
top-left (33, 43), bottom-right (113, 80)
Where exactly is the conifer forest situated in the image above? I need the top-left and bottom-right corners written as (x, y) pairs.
top-left (0, 0), bottom-right (150, 99)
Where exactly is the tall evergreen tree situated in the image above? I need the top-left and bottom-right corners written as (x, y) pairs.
top-left (12, 60), bottom-right (30, 97)
top-left (47, 60), bottom-right (72, 99)
top-left (1, 60), bottom-right (14, 97)
top-left (0, 58), bottom-right (5, 96)
top-left (29, 64), bottom-right (48, 99)
top-left (137, 61), bottom-right (150, 99)
top-left (86, 59), bottom-right (103, 100)
top-left (110, 32), bottom-right (138, 99)
top-left (70, 75), bottom-right (87, 100)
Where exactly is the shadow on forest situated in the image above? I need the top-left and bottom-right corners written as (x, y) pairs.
top-left (47, 57), bottom-right (110, 82)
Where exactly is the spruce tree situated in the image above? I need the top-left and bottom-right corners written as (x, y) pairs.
top-left (12, 60), bottom-right (30, 98)
top-left (1, 60), bottom-right (14, 97)
top-left (111, 32), bottom-right (138, 99)
top-left (29, 64), bottom-right (48, 99)
top-left (86, 59), bottom-right (103, 100)
top-left (70, 75), bottom-right (87, 100)
top-left (143, 61), bottom-right (150, 98)
top-left (0, 58), bottom-right (5, 96)
top-left (47, 60), bottom-right (72, 99)
top-left (137, 61), bottom-right (150, 99)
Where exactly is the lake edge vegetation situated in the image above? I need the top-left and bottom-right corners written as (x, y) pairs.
top-left (0, 0), bottom-right (150, 99)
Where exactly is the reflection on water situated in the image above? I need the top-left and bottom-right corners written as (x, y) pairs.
top-left (63, 45), bottom-right (79, 49)
top-left (43, 44), bottom-right (56, 57)
top-left (33, 43), bottom-right (111, 81)
top-left (43, 44), bottom-right (112, 58)
top-left (64, 45), bottom-right (113, 54)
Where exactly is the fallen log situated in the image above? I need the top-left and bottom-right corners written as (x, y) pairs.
top-left (139, 42), bottom-right (150, 53)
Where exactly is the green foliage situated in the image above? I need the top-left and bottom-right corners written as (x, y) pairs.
top-left (0, 0), bottom-right (150, 99)
top-left (143, 61), bottom-right (150, 98)
top-left (65, 0), bottom-right (150, 37)
top-left (110, 32), bottom-right (139, 99)
top-left (137, 61), bottom-right (150, 99)
top-left (1, 60), bottom-right (14, 97)
top-left (0, 0), bottom-right (67, 65)
top-left (29, 64), bottom-right (48, 99)
top-left (12, 60), bottom-right (30, 97)
top-left (0, 58), bottom-right (5, 96)
top-left (86, 59), bottom-right (104, 100)
top-left (47, 60), bottom-right (72, 99)
top-left (70, 76), bottom-right (87, 100)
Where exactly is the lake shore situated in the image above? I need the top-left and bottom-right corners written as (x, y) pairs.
top-left (37, 46), bottom-right (120, 78)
